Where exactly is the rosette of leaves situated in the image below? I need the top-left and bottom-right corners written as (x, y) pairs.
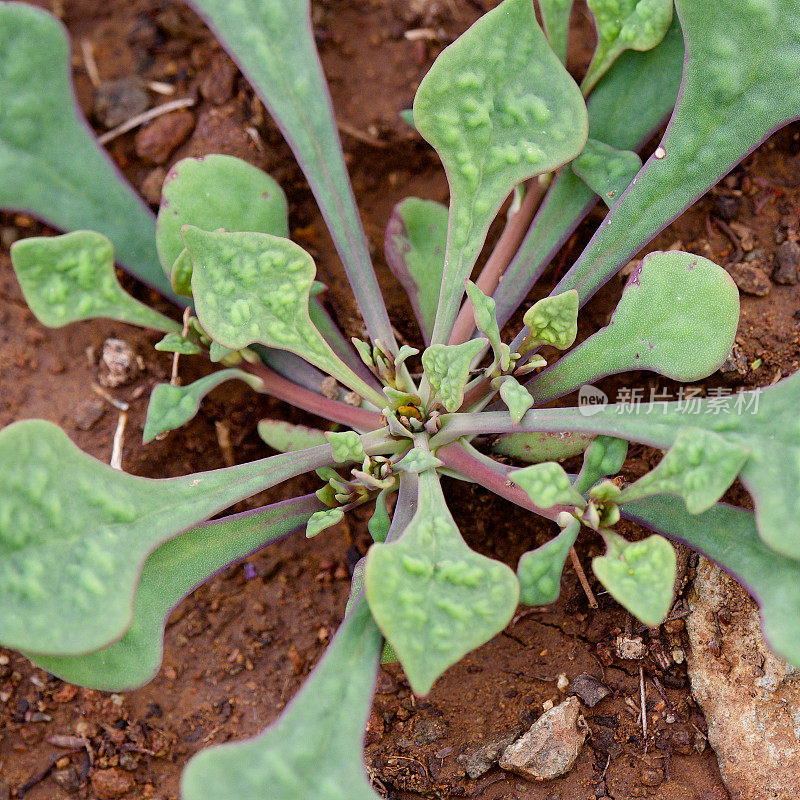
top-left (4, 0), bottom-right (800, 797)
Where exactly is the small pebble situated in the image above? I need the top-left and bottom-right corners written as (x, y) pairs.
top-left (52, 767), bottom-right (81, 792)
top-left (616, 633), bottom-right (647, 660)
top-left (568, 673), bottom-right (611, 708)
top-left (134, 109), bottom-right (195, 164)
top-left (94, 76), bottom-right (149, 129)
top-left (73, 398), bottom-right (106, 430)
top-left (141, 167), bottom-right (167, 206)
top-left (727, 262), bottom-right (771, 296)
top-left (773, 241), bottom-right (800, 285)
top-left (91, 767), bottom-right (135, 799)
top-left (200, 52), bottom-right (238, 105)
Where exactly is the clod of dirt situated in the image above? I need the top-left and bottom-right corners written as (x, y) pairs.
top-left (141, 166), bottom-right (168, 206)
top-left (134, 108), bottom-right (196, 164)
top-left (719, 343), bottom-right (749, 377)
top-left (772, 241), bottom-right (800, 284)
top-left (100, 338), bottom-right (142, 387)
top-left (94, 77), bottom-right (149, 129)
top-left (727, 262), bottom-right (772, 296)
top-left (498, 697), bottom-right (586, 781)
top-left (52, 766), bottom-right (81, 792)
top-left (615, 633), bottom-right (646, 661)
top-left (91, 767), bottom-right (136, 799)
top-left (712, 194), bottom-right (742, 222)
top-left (686, 558), bottom-right (800, 800)
top-left (457, 727), bottom-right (522, 780)
top-left (0, 779), bottom-right (9, 800)
top-left (567, 673), bottom-right (611, 708)
top-left (73, 398), bottom-right (106, 430)
top-left (200, 52), bottom-right (238, 105)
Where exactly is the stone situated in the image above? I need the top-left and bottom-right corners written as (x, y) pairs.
top-left (712, 194), bottom-right (741, 221)
top-left (457, 727), bottom-right (522, 779)
top-left (686, 558), bottom-right (800, 800)
top-left (52, 767), bottom-right (81, 792)
top-left (200, 52), bottom-right (238, 105)
top-left (727, 262), bottom-right (771, 296)
top-left (568, 673), bottom-right (611, 708)
top-left (499, 697), bottom-right (586, 781)
top-left (100, 338), bottom-right (142, 387)
top-left (719, 343), bottom-right (748, 377)
top-left (94, 77), bottom-right (149, 129)
top-left (134, 109), bottom-right (195, 164)
top-left (141, 167), bottom-right (167, 207)
top-left (91, 767), bottom-right (135, 798)
top-left (615, 633), bottom-right (646, 660)
top-left (772, 241), bottom-right (800, 285)
top-left (73, 398), bottom-right (106, 430)
top-left (0, 779), bottom-right (9, 800)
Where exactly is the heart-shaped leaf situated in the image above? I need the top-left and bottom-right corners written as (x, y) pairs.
top-left (518, 290), bottom-right (579, 354)
top-left (422, 339), bottom-right (485, 412)
top-left (517, 520), bottom-right (579, 606)
top-left (181, 596), bottom-right (383, 800)
top-left (156, 154), bottom-right (288, 278)
top-left (185, 227), bottom-right (385, 407)
top-left (414, 0), bottom-right (587, 343)
top-left (185, 0), bottom-right (393, 346)
top-left (574, 435), bottom-right (628, 493)
top-left (572, 138), bottom-right (642, 207)
top-left (493, 14), bottom-right (685, 327)
top-left (384, 197), bottom-right (448, 344)
top-left (0, 3), bottom-right (170, 296)
top-left (154, 332), bottom-right (201, 355)
top-left (618, 428), bottom-right (748, 513)
top-left (0, 420), bottom-right (338, 655)
top-left (29, 495), bottom-right (320, 691)
top-left (529, 251), bottom-right (739, 402)
top-left (498, 377), bottom-right (534, 425)
top-left (623, 496), bottom-right (800, 669)
top-left (143, 369), bottom-right (264, 443)
top-left (511, 462), bottom-right (586, 509)
top-left (365, 470), bottom-right (519, 694)
top-left (306, 508), bottom-right (345, 538)
top-left (258, 419), bottom-right (327, 453)
top-left (592, 531), bottom-right (676, 625)
top-left (582, 0), bottom-right (674, 94)
top-left (10, 232), bottom-right (179, 333)
top-left (396, 447), bottom-right (443, 474)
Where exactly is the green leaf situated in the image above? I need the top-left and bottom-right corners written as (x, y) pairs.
top-left (143, 369), bottom-right (263, 443)
top-left (10, 232), bottom-right (179, 333)
top-left (572, 138), bottom-right (642, 207)
top-left (156, 154), bottom-right (288, 277)
top-left (491, 431), bottom-right (593, 463)
top-left (368, 489), bottom-right (393, 543)
top-left (529, 251), bottom-right (739, 403)
top-left (618, 428), bottom-right (748, 513)
top-left (29, 495), bottom-right (320, 691)
top-left (181, 596), bottom-right (383, 800)
top-left (154, 332), bottom-right (201, 355)
top-left (385, 198), bottom-right (448, 344)
top-left (558, 0), bottom-right (800, 305)
top-left (0, 419), bottom-right (339, 655)
top-left (422, 339), bottom-right (485, 412)
top-left (306, 508), bottom-right (345, 538)
top-left (466, 281), bottom-right (504, 369)
top-left (498, 377), bottom-right (534, 425)
top-left (493, 14), bottom-right (685, 327)
top-left (414, 0), bottom-right (588, 344)
top-left (185, 227), bottom-right (386, 407)
top-left (365, 470), bottom-right (518, 694)
top-left (519, 290), bottom-right (579, 354)
top-left (396, 447), bottom-right (443, 474)
top-left (593, 531), bottom-right (675, 625)
top-left (0, 3), bottom-right (171, 296)
top-left (325, 431), bottom-right (366, 464)
top-left (582, 0), bottom-right (673, 94)
top-left (574, 435), bottom-right (628, 494)
top-left (258, 419), bottom-right (327, 453)
top-left (538, 0), bottom-right (574, 62)
top-left (170, 248), bottom-right (194, 296)
top-left (208, 340), bottom-right (237, 363)
top-left (517, 520), bottom-right (579, 606)
top-left (510, 462), bottom-right (586, 509)
top-left (186, 0), bottom-right (394, 347)
top-left (623, 497), bottom-right (800, 669)
top-left (527, 371), bottom-right (800, 560)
